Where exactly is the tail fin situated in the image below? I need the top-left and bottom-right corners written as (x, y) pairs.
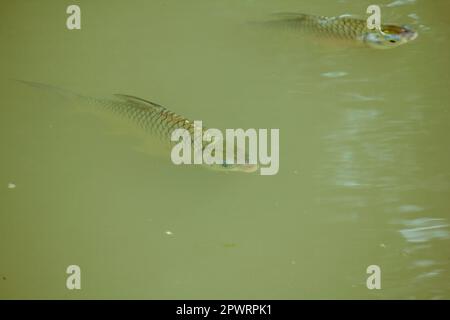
top-left (270, 12), bottom-right (308, 20)
top-left (246, 12), bottom-right (308, 27)
top-left (247, 12), bottom-right (310, 31)
top-left (13, 79), bottom-right (86, 100)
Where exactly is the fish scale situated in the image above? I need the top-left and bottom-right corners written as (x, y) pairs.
top-left (289, 14), bottom-right (367, 40)
top-left (98, 95), bottom-right (213, 155)
top-left (99, 96), bottom-right (199, 145)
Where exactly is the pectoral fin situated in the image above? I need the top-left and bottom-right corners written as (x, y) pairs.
top-left (114, 94), bottom-right (166, 110)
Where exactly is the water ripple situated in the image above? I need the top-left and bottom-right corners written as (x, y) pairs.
top-left (399, 218), bottom-right (450, 243)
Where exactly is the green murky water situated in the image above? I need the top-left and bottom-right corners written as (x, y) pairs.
top-left (1, 0), bottom-right (449, 299)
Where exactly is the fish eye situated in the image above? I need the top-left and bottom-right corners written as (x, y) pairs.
top-left (389, 40), bottom-right (397, 43)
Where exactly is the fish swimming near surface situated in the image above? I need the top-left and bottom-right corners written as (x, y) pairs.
top-left (15, 80), bottom-right (258, 173)
top-left (262, 12), bottom-right (418, 49)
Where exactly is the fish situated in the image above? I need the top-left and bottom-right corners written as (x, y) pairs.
top-left (263, 12), bottom-right (418, 49)
top-left (15, 80), bottom-right (258, 173)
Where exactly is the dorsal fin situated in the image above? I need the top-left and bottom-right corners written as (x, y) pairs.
top-left (114, 94), bottom-right (166, 110)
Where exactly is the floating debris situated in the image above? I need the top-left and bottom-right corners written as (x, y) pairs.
top-left (7, 183), bottom-right (16, 189)
top-left (165, 231), bottom-right (173, 236)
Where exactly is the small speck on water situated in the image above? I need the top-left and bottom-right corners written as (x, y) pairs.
top-left (165, 231), bottom-right (173, 236)
top-left (7, 183), bottom-right (16, 189)
top-left (2, 276), bottom-right (6, 280)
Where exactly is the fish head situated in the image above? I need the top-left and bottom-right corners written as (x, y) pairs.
top-left (364, 25), bottom-right (418, 49)
top-left (203, 146), bottom-right (259, 173)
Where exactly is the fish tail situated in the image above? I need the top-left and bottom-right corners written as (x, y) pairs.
top-left (257, 12), bottom-right (311, 31)
top-left (13, 79), bottom-right (87, 101)
top-left (270, 12), bottom-right (308, 20)
top-left (246, 12), bottom-right (306, 26)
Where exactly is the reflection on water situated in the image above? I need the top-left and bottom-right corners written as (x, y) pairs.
top-left (321, 71), bottom-right (348, 79)
top-left (399, 218), bottom-right (449, 243)
top-left (387, 0), bottom-right (416, 8)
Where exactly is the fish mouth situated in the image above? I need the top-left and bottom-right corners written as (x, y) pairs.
top-left (397, 26), bottom-right (418, 41)
top-left (379, 25), bottom-right (418, 43)
top-left (238, 163), bottom-right (259, 173)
